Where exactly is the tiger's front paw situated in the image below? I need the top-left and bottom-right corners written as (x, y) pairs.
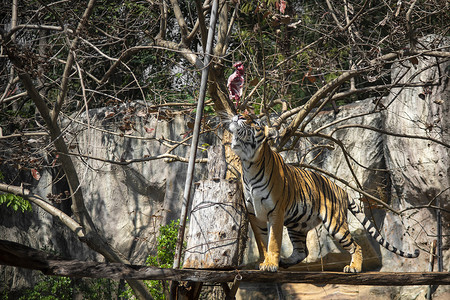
top-left (343, 264), bottom-right (361, 273)
top-left (259, 261), bottom-right (279, 272)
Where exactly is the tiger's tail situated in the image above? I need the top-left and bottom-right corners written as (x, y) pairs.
top-left (348, 198), bottom-right (420, 258)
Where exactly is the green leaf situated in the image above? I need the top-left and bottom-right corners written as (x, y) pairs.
top-left (0, 193), bottom-right (32, 213)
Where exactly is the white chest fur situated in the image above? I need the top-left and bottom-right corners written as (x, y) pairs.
top-left (242, 169), bottom-right (275, 220)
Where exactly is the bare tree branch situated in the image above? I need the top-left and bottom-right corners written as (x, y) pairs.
top-left (277, 68), bottom-right (360, 149)
top-left (68, 152), bottom-right (207, 165)
top-left (331, 124), bottom-right (450, 149)
top-left (100, 42), bottom-right (204, 85)
top-left (51, 0), bottom-right (96, 124)
top-left (0, 131), bottom-right (48, 140)
top-left (156, 1), bottom-right (168, 39)
top-left (0, 183), bottom-right (85, 239)
top-left (169, 0), bottom-right (190, 45)
top-left (214, 0), bottom-right (229, 56)
top-left (325, 0), bottom-right (344, 30)
top-left (2, 2), bottom-right (154, 298)
top-left (2, 24), bottom-right (69, 40)
top-left (189, 0), bottom-right (208, 48)
top-left (276, 49), bottom-right (450, 150)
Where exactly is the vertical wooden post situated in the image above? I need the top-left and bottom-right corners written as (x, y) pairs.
top-left (427, 240), bottom-right (437, 300)
top-left (173, 0), bottom-right (220, 271)
top-left (170, 1), bottom-right (220, 299)
top-left (436, 198), bottom-right (443, 272)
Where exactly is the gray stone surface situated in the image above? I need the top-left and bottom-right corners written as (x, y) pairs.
top-left (0, 108), bottom-right (214, 291)
top-left (381, 47), bottom-right (450, 273)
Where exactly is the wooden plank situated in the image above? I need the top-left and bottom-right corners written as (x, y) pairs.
top-left (43, 265), bottom-right (450, 286)
top-left (1, 241), bottom-right (450, 286)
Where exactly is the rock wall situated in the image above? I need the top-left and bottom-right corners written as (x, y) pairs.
top-left (0, 108), bottom-right (214, 292)
top-left (66, 108), bottom-right (215, 264)
top-left (382, 48), bottom-right (450, 272)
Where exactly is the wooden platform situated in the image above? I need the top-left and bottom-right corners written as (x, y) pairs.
top-left (1, 240), bottom-right (449, 286)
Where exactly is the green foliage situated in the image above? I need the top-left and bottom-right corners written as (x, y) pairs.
top-left (3, 245), bottom-right (116, 299)
top-left (145, 219), bottom-right (182, 300)
top-left (146, 219), bottom-right (180, 269)
top-left (121, 219), bottom-right (183, 300)
top-left (0, 193), bottom-right (32, 213)
top-left (18, 276), bottom-right (117, 300)
top-left (82, 278), bottom-right (117, 299)
top-left (201, 143), bottom-right (210, 152)
top-left (19, 276), bottom-right (73, 300)
top-left (3, 100), bottom-right (35, 119)
top-left (204, 105), bottom-right (214, 114)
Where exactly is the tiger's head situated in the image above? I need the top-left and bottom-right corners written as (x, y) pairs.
top-left (228, 114), bottom-right (277, 161)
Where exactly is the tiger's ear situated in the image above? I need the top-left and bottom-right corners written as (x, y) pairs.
top-left (264, 126), bottom-right (279, 141)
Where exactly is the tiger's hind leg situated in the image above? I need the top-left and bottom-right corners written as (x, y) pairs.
top-left (321, 191), bottom-right (363, 273)
top-left (331, 225), bottom-right (363, 273)
top-left (280, 226), bottom-right (309, 269)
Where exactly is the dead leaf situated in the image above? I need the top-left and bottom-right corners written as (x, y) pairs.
top-left (409, 57), bottom-right (419, 65)
top-left (144, 127), bottom-right (155, 133)
top-left (104, 111), bottom-right (115, 118)
top-left (31, 169), bottom-right (41, 181)
top-left (249, 77), bottom-right (259, 86)
top-left (305, 72), bottom-right (317, 83)
top-left (136, 110), bottom-right (147, 117)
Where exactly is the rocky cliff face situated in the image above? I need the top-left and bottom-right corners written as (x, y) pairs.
top-left (1, 47), bottom-right (449, 299)
top-left (381, 50), bottom-right (450, 272)
top-left (0, 109), bottom-right (214, 292)
top-left (66, 108), bottom-right (214, 264)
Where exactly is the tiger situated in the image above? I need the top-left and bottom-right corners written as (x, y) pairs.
top-left (228, 114), bottom-right (419, 273)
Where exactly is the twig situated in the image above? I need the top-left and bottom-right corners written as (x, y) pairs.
top-left (51, 0), bottom-right (96, 124)
top-left (293, 132), bottom-right (363, 189)
top-left (0, 131), bottom-right (49, 140)
top-left (331, 124), bottom-right (450, 149)
top-left (169, 0), bottom-right (190, 45)
top-left (276, 49), bottom-right (450, 149)
top-left (67, 151), bottom-right (207, 166)
top-left (0, 183), bottom-right (85, 239)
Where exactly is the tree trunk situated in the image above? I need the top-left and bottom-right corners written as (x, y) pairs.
top-left (184, 146), bottom-right (247, 269)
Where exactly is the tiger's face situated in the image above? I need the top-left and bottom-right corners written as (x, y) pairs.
top-left (229, 114), bottom-right (266, 161)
